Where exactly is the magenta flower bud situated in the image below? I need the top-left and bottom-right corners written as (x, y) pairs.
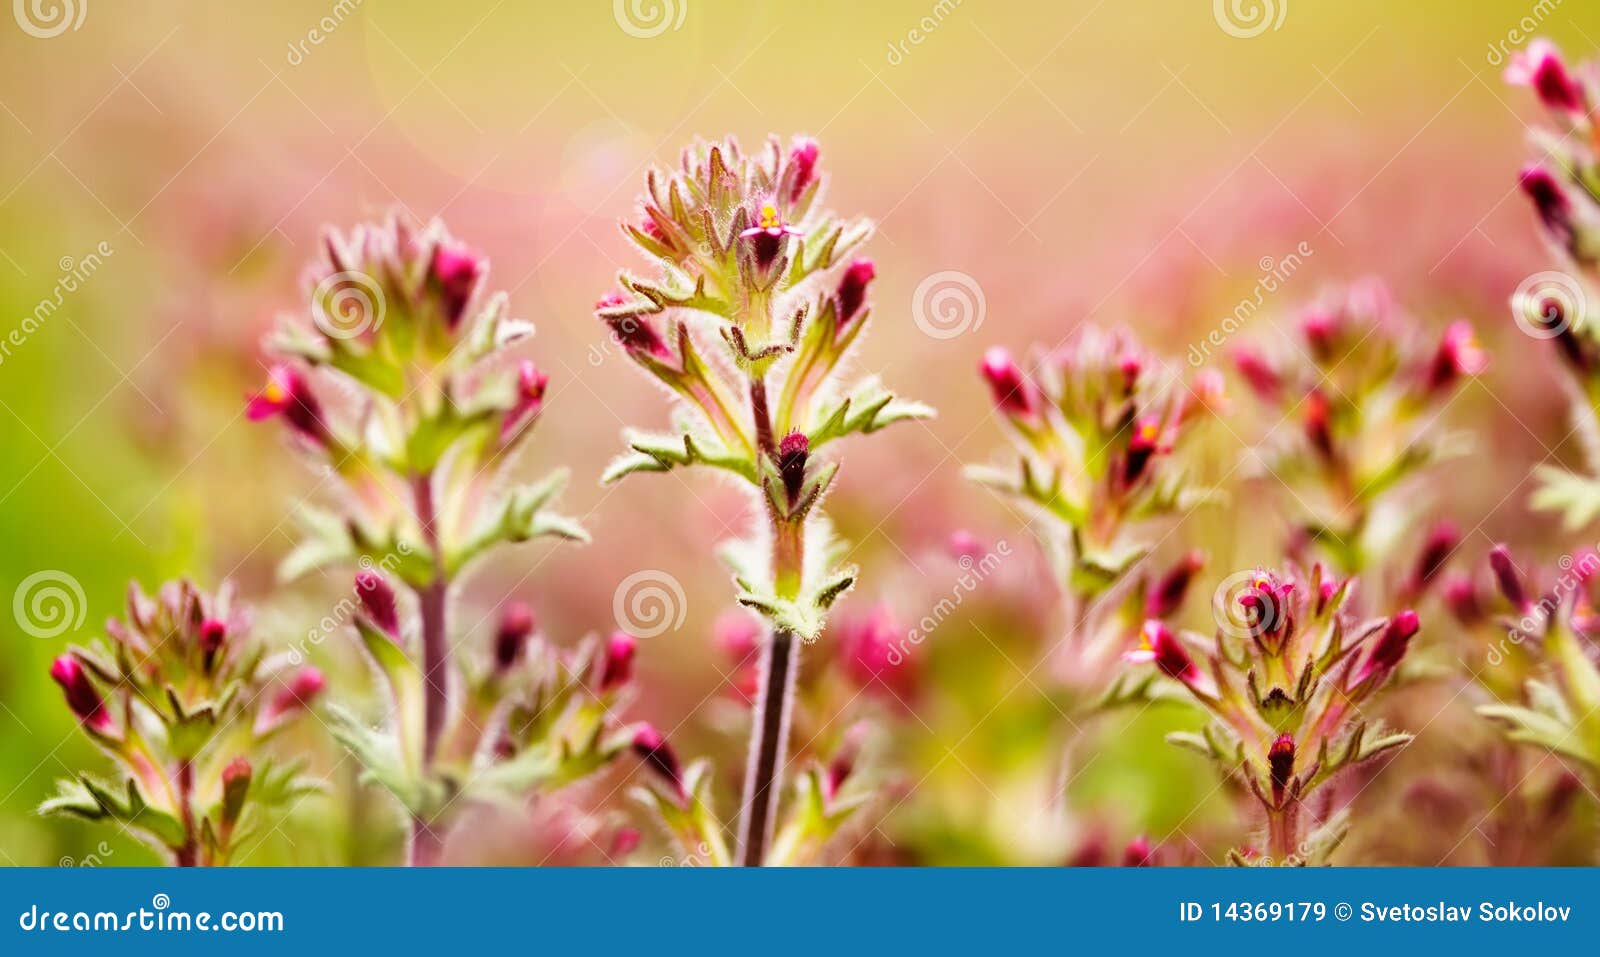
top-left (1232, 346), bottom-right (1281, 401)
top-left (947, 530), bottom-right (984, 562)
top-left (256, 666), bottom-right (325, 734)
top-left (610, 827), bottom-right (642, 857)
top-left (1300, 306), bottom-right (1339, 361)
top-left (1408, 521), bottom-right (1460, 596)
top-left (220, 756), bottom-right (252, 830)
top-left (1506, 39), bottom-right (1587, 115)
top-left (787, 137), bottom-right (820, 201)
top-left (1268, 733), bottom-right (1296, 802)
top-left (596, 294), bottom-right (672, 359)
top-left (835, 258), bottom-right (875, 329)
top-left (599, 631), bottom-right (637, 692)
top-left (247, 365), bottom-right (331, 447)
top-left (980, 347), bottom-right (1038, 422)
top-left (714, 610), bottom-right (761, 663)
top-left (1425, 321), bottom-right (1487, 393)
top-left (1488, 544), bottom-right (1531, 612)
top-left (1304, 389), bottom-right (1335, 461)
top-left (354, 570), bottom-right (400, 639)
top-left (1120, 416), bottom-right (1164, 487)
top-left (1124, 620), bottom-right (1210, 695)
top-left (198, 617), bottom-right (227, 669)
top-left (1442, 574), bottom-right (1483, 625)
top-left (1122, 836), bottom-right (1153, 867)
top-left (778, 430), bottom-right (809, 507)
top-left (631, 723), bottom-right (685, 800)
top-left (840, 605), bottom-right (917, 703)
top-left (1520, 165), bottom-right (1575, 246)
top-left (494, 600), bottom-right (537, 672)
top-left (50, 654), bottom-right (112, 734)
top-left (500, 360), bottom-right (549, 444)
top-left (1145, 550), bottom-right (1205, 619)
top-left (1354, 609), bottom-right (1419, 687)
top-left (823, 724), bottom-right (867, 802)
top-left (428, 241), bottom-right (484, 330)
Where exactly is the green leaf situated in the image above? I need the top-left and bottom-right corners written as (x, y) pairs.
top-left (1531, 465), bottom-right (1600, 531)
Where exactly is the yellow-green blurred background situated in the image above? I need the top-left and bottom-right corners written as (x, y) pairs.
top-left (2, 0), bottom-right (1598, 865)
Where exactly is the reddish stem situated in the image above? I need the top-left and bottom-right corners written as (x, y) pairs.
top-left (411, 471), bottom-right (450, 866)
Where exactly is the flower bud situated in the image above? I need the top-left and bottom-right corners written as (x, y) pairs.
top-left (220, 757), bottom-right (252, 831)
top-left (1520, 165), bottom-right (1575, 247)
top-left (1425, 321), bottom-right (1487, 393)
top-left (979, 347), bottom-right (1039, 423)
top-left (1442, 574), bottom-right (1483, 625)
top-left (1145, 551), bottom-right (1205, 619)
top-left (500, 360), bottom-right (549, 444)
top-left (256, 666), bottom-right (325, 735)
top-left (1489, 544), bottom-right (1531, 612)
top-left (1232, 346), bottom-right (1281, 400)
top-left (778, 430), bottom-right (809, 507)
top-left (1304, 389), bottom-right (1334, 461)
top-left (823, 722), bottom-right (868, 802)
top-left (355, 570), bottom-right (401, 639)
top-left (1125, 620), bottom-right (1210, 695)
top-left (835, 258), bottom-right (875, 330)
top-left (1301, 306), bottom-right (1339, 361)
top-left (1406, 521), bottom-right (1460, 598)
top-left (596, 294), bottom-right (672, 359)
top-left (840, 605), bottom-right (916, 703)
top-left (50, 654), bottom-right (112, 734)
top-left (610, 827), bottom-right (642, 857)
top-left (1506, 39), bottom-right (1587, 115)
top-left (631, 723), bottom-right (685, 800)
top-left (247, 365), bottom-right (331, 447)
top-left (714, 611), bottom-right (762, 703)
top-left (599, 631), bottom-right (637, 692)
top-left (1122, 835), bottom-right (1153, 867)
top-left (1127, 416), bottom-right (1164, 481)
top-left (428, 241), bottom-right (485, 330)
top-left (198, 617), bottom-right (228, 669)
top-left (787, 137), bottom-right (820, 201)
top-left (1268, 733), bottom-right (1296, 802)
top-left (1354, 609), bottom-right (1419, 688)
top-left (494, 601), bottom-right (536, 672)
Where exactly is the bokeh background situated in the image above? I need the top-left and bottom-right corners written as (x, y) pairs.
top-left (2, 0), bottom-right (1598, 865)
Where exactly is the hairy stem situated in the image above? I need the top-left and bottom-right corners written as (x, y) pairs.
top-left (737, 627), bottom-right (799, 866)
top-left (1266, 802), bottom-right (1301, 863)
top-left (411, 471), bottom-right (450, 866)
top-left (175, 760), bottom-right (197, 867)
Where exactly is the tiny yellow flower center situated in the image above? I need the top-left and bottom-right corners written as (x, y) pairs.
top-left (263, 380), bottom-right (287, 403)
top-left (758, 203), bottom-right (781, 230)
